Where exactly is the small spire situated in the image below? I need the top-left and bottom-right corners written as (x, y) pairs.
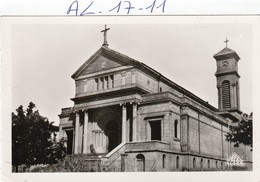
top-left (224, 38), bottom-right (229, 48)
top-left (101, 24), bottom-right (110, 47)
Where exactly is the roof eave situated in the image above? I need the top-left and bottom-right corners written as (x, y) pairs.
top-left (213, 52), bottom-right (240, 61)
top-left (71, 47), bottom-right (104, 79)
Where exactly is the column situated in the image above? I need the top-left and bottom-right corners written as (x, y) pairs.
top-left (83, 110), bottom-right (88, 154)
top-left (74, 112), bottom-right (80, 154)
top-left (122, 104), bottom-right (127, 143)
top-left (132, 103), bottom-right (137, 141)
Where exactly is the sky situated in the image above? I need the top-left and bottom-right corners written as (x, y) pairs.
top-left (10, 17), bottom-right (253, 126)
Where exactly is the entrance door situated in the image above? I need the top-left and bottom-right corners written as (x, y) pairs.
top-left (106, 121), bottom-right (120, 152)
top-left (65, 130), bottom-right (73, 154)
top-left (150, 120), bottom-right (161, 141)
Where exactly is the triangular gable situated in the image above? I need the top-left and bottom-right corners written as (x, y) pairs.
top-left (72, 46), bottom-right (138, 79)
top-left (80, 54), bottom-right (123, 75)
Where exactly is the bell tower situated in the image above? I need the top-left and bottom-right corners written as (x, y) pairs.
top-left (213, 39), bottom-right (240, 112)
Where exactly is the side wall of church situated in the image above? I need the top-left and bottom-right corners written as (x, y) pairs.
top-left (199, 114), bottom-right (223, 158)
top-left (158, 81), bottom-right (184, 97)
top-left (189, 116), bottom-right (200, 153)
top-left (185, 108), bottom-right (228, 159)
top-left (135, 70), bottom-right (185, 97)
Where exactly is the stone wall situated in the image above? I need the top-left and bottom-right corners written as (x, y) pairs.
top-left (136, 70), bottom-right (158, 93)
top-left (186, 107), bottom-right (225, 158)
top-left (158, 81), bottom-right (184, 97)
top-left (138, 102), bottom-right (171, 141)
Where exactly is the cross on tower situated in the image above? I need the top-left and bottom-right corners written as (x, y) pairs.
top-left (224, 38), bottom-right (229, 48)
top-left (101, 25), bottom-right (110, 47)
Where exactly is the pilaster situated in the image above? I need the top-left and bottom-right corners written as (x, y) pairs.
top-left (180, 107), bottom-right (190, 152)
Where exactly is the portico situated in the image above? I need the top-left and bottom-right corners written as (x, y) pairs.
top-left (71, 101), bottom-right (139, 155)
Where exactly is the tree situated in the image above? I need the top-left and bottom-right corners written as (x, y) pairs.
top-left (226, 112), bottom-right (252, 150)
top-left (12, 102), bottom-right (66, 172)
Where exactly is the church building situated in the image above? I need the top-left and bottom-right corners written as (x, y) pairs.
top-left (58, 26), bottom-right (252, 172)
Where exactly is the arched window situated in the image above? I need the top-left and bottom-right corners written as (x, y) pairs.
top-left (215, 161), bottom-right (218, 169)
top-left (162, 154), bottom-right (166, 168)
top-left (221, 162), bottom-right (223, 170)
top-left (200, 159), bottom-right (203, 169)
top-left (193, 158), bottom-right (196, 169)
top-left (176, 156), bottom-right (179, 169)
top-left (208, 160), bottom-right (210, 169)
top-left (174, 120), bottom-right (178, 138)
top-left (222, 80), bottom-right (231, 109)
top-left (136, 154), bottom-right (145, 172)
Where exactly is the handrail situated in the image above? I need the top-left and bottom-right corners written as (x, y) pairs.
top-left (101, 143), bottom-right (126, 169)
top-left (103, 142), bottom-right (126, 158)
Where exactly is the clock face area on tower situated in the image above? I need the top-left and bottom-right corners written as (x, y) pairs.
top-left (216, 58), bottom-right (238, 74)
top-left (222, 61), bottom-right (228, 67)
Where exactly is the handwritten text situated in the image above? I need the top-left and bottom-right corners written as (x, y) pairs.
top-left (67, 0), bottom-right (167, 16)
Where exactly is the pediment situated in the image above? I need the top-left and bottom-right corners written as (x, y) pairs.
top-left (81, 54), bottom-right (124, 75)
top-left (72, 47), bottom-right (133, 79)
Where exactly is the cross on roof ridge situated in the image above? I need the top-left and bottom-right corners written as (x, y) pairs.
top-left (224, 38), bottom-right (229, 48)
top-left (101, 25), bottom-right (110, 47)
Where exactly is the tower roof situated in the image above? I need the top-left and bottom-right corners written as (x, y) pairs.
top-left (213, 47), bottom-right (240, 61)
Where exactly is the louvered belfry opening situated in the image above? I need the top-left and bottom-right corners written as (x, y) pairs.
top-left (222, 80), bottom-right (231, 109)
